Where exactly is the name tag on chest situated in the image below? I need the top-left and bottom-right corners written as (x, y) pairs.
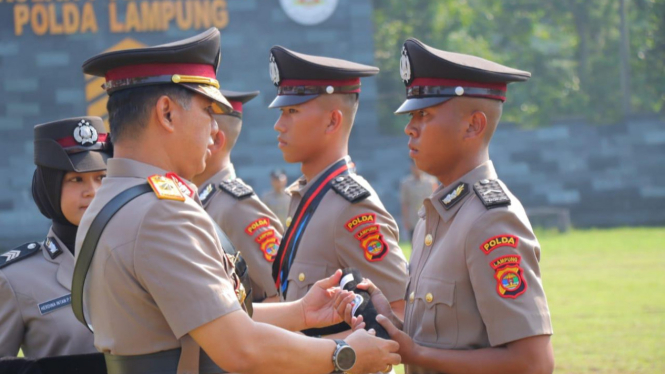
top-left (38, 294), bottom-right (72, 315)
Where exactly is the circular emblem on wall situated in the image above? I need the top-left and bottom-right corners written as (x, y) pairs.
top-left (400, 46), bottom-right (412, 85)
top-left (279, 0), bottom-right (339, 26)
top-left (73, 119), bottom-right (98, 146)
top-left (269, 53), bottom-right (280, 86)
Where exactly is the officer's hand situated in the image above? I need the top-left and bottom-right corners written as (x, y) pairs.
top-left (345, 328), bottom-right (401, 374)
top-left (376, 314), bottom-right (418, 365)
top-left (300, 269), bottom-right (346, 329)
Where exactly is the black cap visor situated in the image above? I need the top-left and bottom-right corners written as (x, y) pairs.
top-left (269, 94), bottom-right (319, 109)
top-left (69, 151), bottom-right (110, 173)
top-left (181, 83), bottom-right (232, 114)
top-left (394, 96), bottom-right (454, 114)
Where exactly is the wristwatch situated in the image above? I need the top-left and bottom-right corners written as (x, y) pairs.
top-left (332, 339), bottom-right (356, 373)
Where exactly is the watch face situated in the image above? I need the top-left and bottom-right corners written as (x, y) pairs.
top-left (336, 345), bottom-right (356, 371)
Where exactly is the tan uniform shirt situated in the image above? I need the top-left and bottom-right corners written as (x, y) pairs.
top-left (199, 164), bottom-right (282, 301)
top-left (282, 157), bottom-right (408, 302)
top-left (0, 229), bottom-right (96, 358)
top-left (403, 161), bottom-right (552, 374)
top-left (262, 189), bottom-right (291, 226)
top-left (399, 174), bottom-right (436, 229)
top-left (75, 158), bottom-right (242, 355)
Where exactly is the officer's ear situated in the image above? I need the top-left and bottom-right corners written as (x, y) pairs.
top-left (325, 109), bottom-right (344, 134)
top-left (464, 110), bottom-right (487, 141)
top-left (155, 95), bottom-right (176, 133)
top-left (210, 127), bottom-right (226, 155)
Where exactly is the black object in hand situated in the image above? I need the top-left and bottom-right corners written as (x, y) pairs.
top-left (340, 268), bottom-right (390, 339)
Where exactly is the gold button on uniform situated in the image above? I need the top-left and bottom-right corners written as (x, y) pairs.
top-left (425, 293), bottom-right (433, 303)
top-left (286, 216), bottom-right (292, 227)
top-left (298, 273), bottom-right (305, 282)
top-left (408, 292), bottom-right (415, 303)
top-left (425, 234), bottom-right (433, 246)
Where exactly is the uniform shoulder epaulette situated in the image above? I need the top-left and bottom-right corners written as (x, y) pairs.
top-left (147, 174), bottom-right (186, 202)
top-left (0, 242), bottom-right (40, 269)
top-left (219, 178), bottom-right (254, 200)
top-left (473, 179), bottom-right (511, 210)
top-left (331, 175), bottom-right (371, 203)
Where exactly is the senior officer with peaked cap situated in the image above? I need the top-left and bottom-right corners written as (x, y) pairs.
top-left (193, 89), bottom-right (283, 303)
top-left (72, 28), bottom-right (399, 374)
top-left (267, 47), bottom-right (409, 334)
top-left (338, 38), bottom-right (554, 374)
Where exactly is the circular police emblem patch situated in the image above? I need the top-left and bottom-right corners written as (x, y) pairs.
top-left (400, 46), bottom-right (412, 85)
top-left (266, 243), bottom-right (279, 256)
top-left (367, 239), bottom-right (383, 255)
top-left (269, 53), bottom-right (280, 86)
top-left (500, 271), bottom-right (521, 291)
top-left (73, 120), bottom-right (98, 146)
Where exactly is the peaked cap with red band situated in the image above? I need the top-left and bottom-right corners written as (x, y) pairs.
top-left (268, 46), bottom-right (379, 108)
top-left (395, 38), bottom-right (531, 114)
top-left (82, 28), bottom-right (232, 114)
top-left (219, 89), bottom-right (260, 118)
top-left (34, 116), bottom-right (111, 172)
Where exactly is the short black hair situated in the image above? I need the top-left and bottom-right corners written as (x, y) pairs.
top-left (106, 84), bottom-right (194, 143)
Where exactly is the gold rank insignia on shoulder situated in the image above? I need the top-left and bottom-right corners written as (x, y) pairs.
top-left (147, 175), bottom-right (186, 202)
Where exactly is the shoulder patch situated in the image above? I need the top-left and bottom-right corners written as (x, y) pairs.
top-left (490, 254), bottom-right (527, 299)
top-left (345, 213), bottom-right (377, 232)
top-left (360, 232), bottom-right (388, 262)
top-left (0, 242), bottom-right (40, 269)
top-left (219, 178), bottom-right (254, 200)
top-left (474, 179), bottom-right (511, 209)
top-left (44, 236), bottom-right (63, 259)
top-left (245, 217), bottom-right (270, 235)
top-left (440, 182), bottom-right (469, 210)
top-left (480, 234), bottom-right (519, 255)
top-left (166, 172), bottom-right (195, 198)
top-left (331, 175), bottom-right (371, 203)
top-left (198, 183), bottom-right (219, 208)
top-left (147, 175), bottom-right (186, 202)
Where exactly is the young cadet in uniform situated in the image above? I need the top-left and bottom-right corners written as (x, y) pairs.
top-left (338, 38), bottom-right (554, 374)
top-left (74, 28), bottom-right (399, 374)
top-left (192, 89), bottom-right (282, 303)
top-left (268, 47), bottom-right (409, 322)
top-left (262, 169), bottom-right (291, 225)
top-left (0, 117), bottom-right (109, 358)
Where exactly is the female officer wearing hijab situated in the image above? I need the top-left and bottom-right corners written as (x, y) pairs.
top-left (0, 117), bottom-right (111, 359)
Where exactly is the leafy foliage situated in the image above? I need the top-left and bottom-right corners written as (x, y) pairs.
top-left (372, 0), bottom-right (665, 132)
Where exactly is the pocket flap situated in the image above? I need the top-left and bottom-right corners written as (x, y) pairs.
top-left (416, 277), bottom-right (455, 308)
top-left (286, 261), bottom-right (328, 287)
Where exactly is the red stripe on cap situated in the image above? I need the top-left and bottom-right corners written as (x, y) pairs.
top-left (57, 133), bottom-right (108, 148)
top-left (280, 78), bottom-right (360, 88)
top-left (105, 63), bottom-right (216, 81)
top-left (229, 101), bottom-right (243, 113)
top-left (409, 78), bottom-right (507, 91)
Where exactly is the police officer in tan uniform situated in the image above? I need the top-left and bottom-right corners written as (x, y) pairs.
top-left (339, 38), bottom-right (554, 374)
top-left (193, 89), bottom-right (282, 303)
top-left (268, 47), bottom-right (409, 325)
top-left (74, 28), bottom-right (400, 374)
top-left (399, 160), bottom-right (437, 240)
top-left (0, 117), bottom-right (109, 359)
top-left (262, 169), bottom-right (291, 225)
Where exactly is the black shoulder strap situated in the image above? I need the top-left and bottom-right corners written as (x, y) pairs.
top-left (72, 183), bottom-right (153, 330)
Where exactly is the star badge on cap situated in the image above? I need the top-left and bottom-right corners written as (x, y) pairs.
top-left (73, 119), bottom-right (99, 146)
top-left (400, 46), bottom-right (412, 84)
top-left (269, 53), bottom-right (280, 86)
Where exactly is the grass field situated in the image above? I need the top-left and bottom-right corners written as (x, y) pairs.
top-left (394, 227), bottom-right (665, 374)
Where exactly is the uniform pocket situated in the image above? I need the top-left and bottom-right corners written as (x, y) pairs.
top-left (416, 277), bottom-right (457, 347)
top-left (286, 261), bottom-right (328, 300)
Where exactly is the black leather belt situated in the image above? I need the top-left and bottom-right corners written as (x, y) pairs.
top-left (104, 349), bottom-right (226, 374)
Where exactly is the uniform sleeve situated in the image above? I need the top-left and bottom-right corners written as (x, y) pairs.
top-left (464, 208), bottom-right (553, 347)
top-left (0, 270), bottom-right (24, 356)
top-left (134, 200), bottom-right (242, 339)
top-left (334, 200), bottom-right (409, 302)
top-left (214, 196), bottom-right (283, 301)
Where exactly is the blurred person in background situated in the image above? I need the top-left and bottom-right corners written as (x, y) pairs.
top-left (262, 169), bottom-right (290, 226)
top-left (399, 159), bottom-right (437, 241)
